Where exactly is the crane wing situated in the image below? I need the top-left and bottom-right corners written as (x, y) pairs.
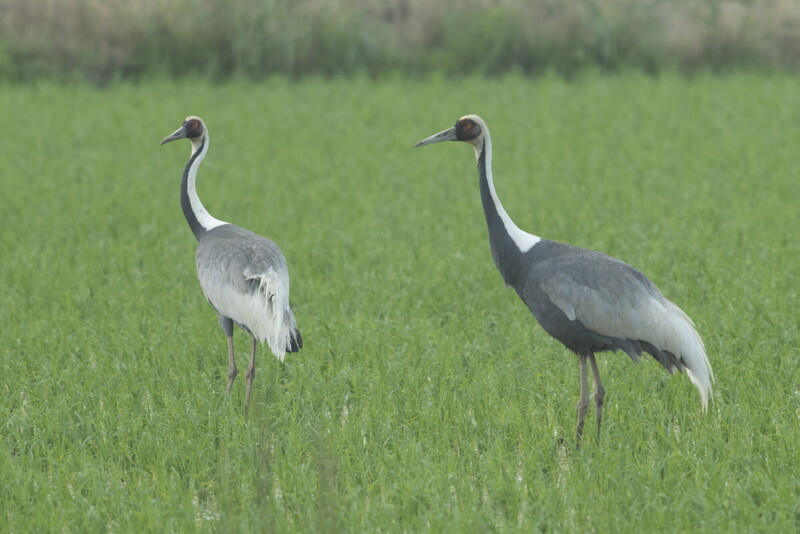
top-left (539, 257), bottom-right (663, 338)
top-left (195, 225), bottom-right (300, 360)
top-left (531, 244), bottom-right (713, 408)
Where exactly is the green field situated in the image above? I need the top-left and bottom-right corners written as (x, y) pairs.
top-left (1, 74), bottom-right (798, 532)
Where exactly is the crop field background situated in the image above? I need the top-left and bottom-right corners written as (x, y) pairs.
top-left (3, 0), bottom-right (800, 83)
top-left (1, 74), bottom-right (799, 531)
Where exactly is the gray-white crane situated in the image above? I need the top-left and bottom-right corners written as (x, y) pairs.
top-left (415, 115), bottom-right (713, 444)
top-left (161, 116), bottom-right (302, 412)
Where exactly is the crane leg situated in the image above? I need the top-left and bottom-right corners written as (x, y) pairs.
top-left (576, 355), bottom-right (590, 446)
top-left (244, 337), bottom-right (257, 414)
top-left (219, 316), bottom-right (237, 395)
top-left (588, 353), bottom-right (605, 438)
top-left (225, 335), bottom-right (237, 395)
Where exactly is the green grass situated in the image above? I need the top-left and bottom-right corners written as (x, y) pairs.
top-left (1, 74), bottom-right (798, 532)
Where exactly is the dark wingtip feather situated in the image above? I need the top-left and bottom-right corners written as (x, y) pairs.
top-left (287, 329), bottom-right (303, 353)
top-left (639, 341), bottom-right (686, 375)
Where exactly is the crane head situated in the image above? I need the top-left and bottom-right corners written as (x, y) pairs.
top-left (161, 116), bottom-right (206, 146)
top-left (414, 114), bottom-right (485, 148)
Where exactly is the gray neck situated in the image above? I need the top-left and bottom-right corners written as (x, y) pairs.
top-left (180, 136), bottom-right (226, 241)
top-left (474, 137), bottom-right (540, 288)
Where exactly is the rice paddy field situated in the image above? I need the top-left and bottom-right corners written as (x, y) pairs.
top-left (1, 74), bottom-right (798, 532)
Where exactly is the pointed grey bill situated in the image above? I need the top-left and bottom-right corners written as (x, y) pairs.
top-left (161, 126), bottom-right (188, 145)
top-left (414, 126), bottom-right (458, 147)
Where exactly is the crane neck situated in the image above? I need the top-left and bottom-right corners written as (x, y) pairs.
top-left (474, 134), bottom-right (541, 285)
top-left (181, 135), bottom-right (226, 241)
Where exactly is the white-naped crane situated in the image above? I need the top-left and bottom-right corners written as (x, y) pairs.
top-left (161, 116), bottom-right (302, 413)
top-left (415, 115), bottom-right (713, 445)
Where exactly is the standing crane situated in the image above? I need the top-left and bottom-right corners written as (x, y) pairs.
top-left (415, 115), bottom-right (713, 444)
top-left (161, 116), bottom-right (302, 413)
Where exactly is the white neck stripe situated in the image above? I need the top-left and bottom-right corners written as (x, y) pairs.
top-left (188, 137), bottom-right (227, 232)
top-left (477, 137), bottom-right (541, 253)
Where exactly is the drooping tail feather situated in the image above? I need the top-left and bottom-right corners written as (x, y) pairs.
top-left (245, 269), bottom-right (301, 362)
top-left (288, 328), bottom-right (303, 353)
top-left (660, 299), bottom-right (714, 411)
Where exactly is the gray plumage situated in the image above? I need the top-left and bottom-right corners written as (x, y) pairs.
top-left (161, 116), bottom-right (302, 412)
top-left (416, 114), bottom-right (713, 445)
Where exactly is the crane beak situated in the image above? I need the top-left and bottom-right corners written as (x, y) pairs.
top-left (414, 126), bottom-right (458, 147)
top-left (160, 126), bottom-right (188, 145)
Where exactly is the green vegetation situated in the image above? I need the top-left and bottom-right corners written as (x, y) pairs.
top-left (2, 0), bottom-right (800, 83)
top-left (1, 74), bottom-right (798, 531)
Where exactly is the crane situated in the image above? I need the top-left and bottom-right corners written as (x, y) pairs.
top-left (161, 116), bottom-right (302, 413)
top-left (415, 115), bottom-right (713, 444)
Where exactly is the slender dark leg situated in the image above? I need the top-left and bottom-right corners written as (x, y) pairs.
top-left (244, 337), bottom-right (257, 414)
top-left (588, 353), bottom-right (605, 439)
top-left (225, 335), bottom-right (237, 394)
top-left (219, 316), bottom-right (237, 394)
top-left (576, 355), bottom-right (590, 446)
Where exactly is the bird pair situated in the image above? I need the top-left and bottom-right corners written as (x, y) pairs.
top-left (162, 115), bottom-right (713, 445)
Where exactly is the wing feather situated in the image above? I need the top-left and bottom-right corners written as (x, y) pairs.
top-left (195, 225), bottom-right (300, 360)
top-left (534, 244), bottom-right (713, 408)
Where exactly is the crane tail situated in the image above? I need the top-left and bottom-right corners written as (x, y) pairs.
top-left (288, 327), bottom-right (303, 353)
top-left (244, 269), bottom-right (298, 362)
top-left (660, 299), bottom-right (714, 411)
top-left (687, 369), bottom-right (710, 412)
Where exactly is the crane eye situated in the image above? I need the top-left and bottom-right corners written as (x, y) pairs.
top-left (187, 120), bottom-right (199, 131)
top-left (457, 118), bottom-right (476, 131)
top-left (455, 118), bottom-right (480, 140)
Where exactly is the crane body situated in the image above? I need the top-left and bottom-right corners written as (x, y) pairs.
top-left (161, 116), bottom-right (302, 412)
top-left (416, 115), bottom-right (713, 444)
